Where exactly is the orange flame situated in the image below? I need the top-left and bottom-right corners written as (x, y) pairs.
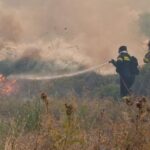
top-left (0, 74), bottom-right (6, 82)
top-left (0, 74), bottom-right (17, 96)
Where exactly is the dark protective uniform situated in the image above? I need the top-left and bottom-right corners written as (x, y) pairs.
top-left (112, 53), bottom-right (136, 97)
top-left (144, 51), bottom-right (150, 63)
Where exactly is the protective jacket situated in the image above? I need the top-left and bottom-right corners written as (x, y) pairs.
top-left (111, 52), bottom-right (138, 97)
top-left (144, 51), bottom-right (150, 63)
top-left (113, 53), bottom-right (133, 77)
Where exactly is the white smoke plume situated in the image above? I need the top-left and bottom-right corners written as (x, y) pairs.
top-left (0, 0), bottom-right (150, 74)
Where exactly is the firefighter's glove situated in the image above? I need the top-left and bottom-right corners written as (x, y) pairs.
top-left (109, 59), bottom-right (116, 65)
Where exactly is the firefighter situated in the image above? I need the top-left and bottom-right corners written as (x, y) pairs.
top-left (109, 46), bottom-right (139, 98)
top-left (143, 40), bottom-right (150, 63)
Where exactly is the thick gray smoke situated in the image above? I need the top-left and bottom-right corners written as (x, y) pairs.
top-left (0, 0), bottom-right (150, 75)
top-left (0, 49), bottom-right (85, 76)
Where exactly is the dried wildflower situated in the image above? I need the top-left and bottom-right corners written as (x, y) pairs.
top-left (65, 103), bottom-right (74, 116)
top-left (125, 98), bottom-right (133, 106)
top-left (147, 107), bottom-right (150, 113)
top-left (40, 92), bottom-right (49, 113)
top-left (41, 92), bottom-right (47, 100)
top-left (65, 103), bottom-right (74, 127)
top-left (141, 97), bottom-right (147, 103)
top-left (136, 101), bottom-right (142, 110)
top-left (100, 109), bottom-right (105, 119)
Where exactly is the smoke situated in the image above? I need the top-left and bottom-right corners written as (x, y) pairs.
top-left (0, 0), bottom-right (150, 75)
top-left (139, 13), bottom-right (150, 38)
top-left (0, 6), bottom-right (23, 43)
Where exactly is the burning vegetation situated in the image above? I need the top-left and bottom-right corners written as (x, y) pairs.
top-left (0, 0), bottom-right (150, 149)
top-left (0, 74), bottom-right (17, 96)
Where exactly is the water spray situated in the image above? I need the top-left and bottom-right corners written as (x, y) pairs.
top-left (8, 61), bottom-right (109, 80)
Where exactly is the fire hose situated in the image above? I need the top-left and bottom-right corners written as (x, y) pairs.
top-left (8, 61), bottom-right (109, 80)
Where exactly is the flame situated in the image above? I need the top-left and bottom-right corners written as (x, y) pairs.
top-left (0, 74), bottom-right (17, 96)
top-left (0, 74), bottom-right (6, 82)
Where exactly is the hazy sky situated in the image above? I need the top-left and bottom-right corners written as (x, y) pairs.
top-left (0, 0), bottom-right (150, 71)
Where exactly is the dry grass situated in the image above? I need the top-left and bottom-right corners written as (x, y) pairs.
top-left (0, 95), bottom-right (150, 150)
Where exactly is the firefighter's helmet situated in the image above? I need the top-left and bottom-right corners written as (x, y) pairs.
top-left (118, 46), bottom-right (127, 54)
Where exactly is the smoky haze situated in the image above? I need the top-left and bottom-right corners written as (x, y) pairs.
top-left (0, 0), bottom-right (150, 75)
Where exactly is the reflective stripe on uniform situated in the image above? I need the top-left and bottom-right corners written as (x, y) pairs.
top-left (117, 57), bottom-right (123, 61)
top-left (123, 56), bottom-right (130, 61)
